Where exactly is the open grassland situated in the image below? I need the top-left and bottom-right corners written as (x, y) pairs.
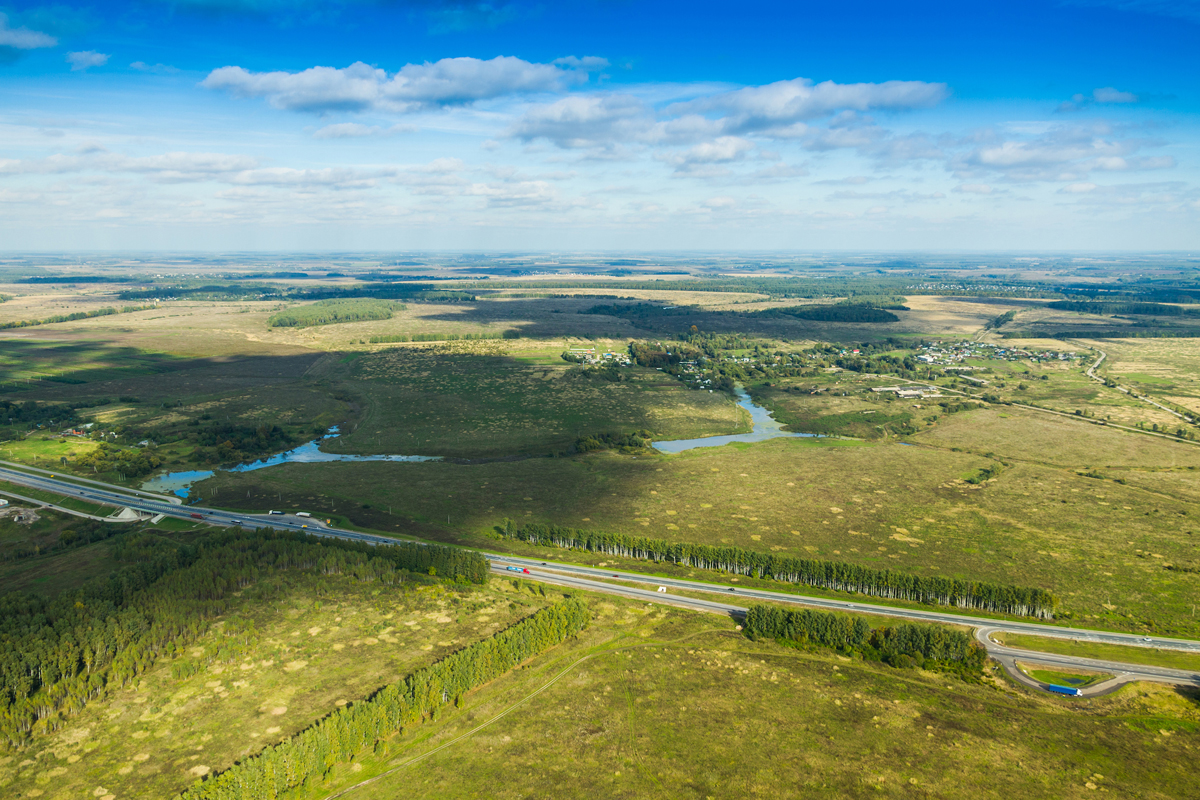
top-left (198, 429), bottom-right (1200, 636)
top-left (0, 337), bottom-right (323, 404)
top-left (319, 343), bottom-right (747, 458)
top-left (1087, 337), bottom-right (1200, 419)
top-left (0, 286), bottom-right (137, 325)
top-left (995, 633), bottom-right (1200, 672)
top-left (0, 572), bottom-right (546, 800)
top-left (288, 598), bottom-right (1200, 800)
top-left (910, 406), bottom-right (1200, 469)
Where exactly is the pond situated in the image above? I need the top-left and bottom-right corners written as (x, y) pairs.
top-left (141, 426), bottom-right (440, 498)
top-left (651, 386), bottom-right (817, 453)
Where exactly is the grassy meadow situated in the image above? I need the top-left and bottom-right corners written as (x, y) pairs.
top-left (284, 595), bottom-right (1200, 800)
top-left (196, 421), bottom-right (1200, 637)
top-left (0, 570), bottom-right (548, 800)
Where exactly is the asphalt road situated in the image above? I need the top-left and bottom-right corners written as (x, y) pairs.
top-left (4, 463), bottom-right (1199, 696)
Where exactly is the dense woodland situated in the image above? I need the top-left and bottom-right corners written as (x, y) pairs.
top-left (499, 521), bottom-right (1057, 618)
top-left (0, 530), bottom-right (488, 749)
top-left (743, 604), bottom-right (986, 672)
top-left (179, 598), bottom-right (590, 800)
top-left (1046, 300), bottom-right (1200, 317)
top-left (267, 299), bottom-right (406, 328)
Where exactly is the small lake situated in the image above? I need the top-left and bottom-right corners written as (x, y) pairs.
top-left (141, 426), bottom-right (440, 498)
top-left (651, 387), bottom-right (818, 453)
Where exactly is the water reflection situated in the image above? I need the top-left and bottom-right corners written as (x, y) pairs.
top-left (651, 387), bottom-right (817, 453)
top-left (142, 426), bottom-right (439, 498)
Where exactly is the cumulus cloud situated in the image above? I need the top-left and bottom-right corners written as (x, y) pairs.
top-left (954, 183), bottom-right (995, 194)
top-left (0, 12), bottom-right (57, 49)
top-left (512, 76), bottom-right (948, 158)
top-left (954, 126), bottom-right (1171, 182)
top-left (670, 78), bottom-right (948, 136)
top-left (312, 122), bottom-right (417, 139)
top-left (510, 94), bottom-right (653, 150)
top-left (67, 51), bottom-right (109, 71)
top-left (203, 55), bottom-right (599, 113)
top-left (657, 136), bottom-right (755, 173)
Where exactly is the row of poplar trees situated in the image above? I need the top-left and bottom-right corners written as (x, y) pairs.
top-left (179, 598), bottom-right (590, 800)
top-left (743, 604), bottom-right (985, 669)
top-left (0, 530), bottom-right (489, 749)
top-left (500, 520), bottom-right (1057, 618)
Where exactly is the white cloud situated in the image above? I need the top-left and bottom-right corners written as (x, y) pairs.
top-left (512, 77), bottom-right (947, 155)
top-left (312, 122), bottom-right (417, 139)
top-left (1060, 183), bottom-right (1098, 193)
top-left (0, 12), bottom-right (57, 49)
top-left (957, 126), bottom-right (1173, 182)
top-left (510, 94), bottom-right (653, 150)
top-left (658, 136), bottom-right (755, 173)
top-left (671, 78), bottom-right (948, 136)
top-left (954, 184), bottom-right (994, 194)
top-left (203, 56), bottom-right (596, 114)
top-left (67, 51), bottom-right (109, 71)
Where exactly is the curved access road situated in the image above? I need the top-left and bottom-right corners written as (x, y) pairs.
top-left (4, 463), bottom-right (1199, 696)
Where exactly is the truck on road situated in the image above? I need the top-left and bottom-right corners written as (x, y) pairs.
top-left (190, 513), bottom-right (203, 520)
top-left (1046, 684), bottom-right (1082, 697)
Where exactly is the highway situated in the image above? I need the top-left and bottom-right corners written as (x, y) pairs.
top-left (3, 463), bottom-right (1199, 696)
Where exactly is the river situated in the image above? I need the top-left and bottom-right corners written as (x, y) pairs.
top-left (143, 390), bottom-right (808, 497)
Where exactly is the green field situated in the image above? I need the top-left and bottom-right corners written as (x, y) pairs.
top-left (995, 633), bottom-right (1200, 672)
top-left (196, 427), bottom-right (1200, 637)
top-left (1020, 665), bottom-right (1111, 688)
top-left (285, 596), bottom-right (1200, 800)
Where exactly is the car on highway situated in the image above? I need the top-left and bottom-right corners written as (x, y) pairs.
top-left (1143, 637), bottom-right (1153, 642)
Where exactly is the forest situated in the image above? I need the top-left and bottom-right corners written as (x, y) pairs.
top-left (178, 598), bottom-right (590, 800)
top-left (0, 530), bottom-right (489, 749)
top-left (743, 604), bottom-right (986, 673)
top-left (267, 299), bottom-right (406, 328)
top-left (498, 521), bottom-right (1057, 618)
top-left (1046, 300), bottom-right (1200, 317)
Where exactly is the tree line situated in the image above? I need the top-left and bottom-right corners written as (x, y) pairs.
top-left (498, 520), bottom-right (1056, 618)
top-left (268, 299), bottom-right (407, 328)
top-left (0, 304), bottom-right (156, 331)
top-left (1047, 300), bottom-right (1200, 317)
top-left (0, 530), bottom-right (489, 748)
top-left (743, 604), bottom-right (986, 672)
top-left (178, 598), bottom-right (590, 799)
top-left (368, 331), bottom-right (516, 343)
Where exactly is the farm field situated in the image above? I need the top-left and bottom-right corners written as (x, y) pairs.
top-left (293, 597), bottom-right (1200, 800)
top-left (0, 564), bottom-right (546, 800)
top-left (196, 429), bottom-right (1200, 637)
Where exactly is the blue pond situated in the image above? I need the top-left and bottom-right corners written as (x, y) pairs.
top-left (141, 426), bottom-right (439, 498)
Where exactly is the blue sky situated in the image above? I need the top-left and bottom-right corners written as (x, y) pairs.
top-left (1, 0), bottom-right (1197, 250)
